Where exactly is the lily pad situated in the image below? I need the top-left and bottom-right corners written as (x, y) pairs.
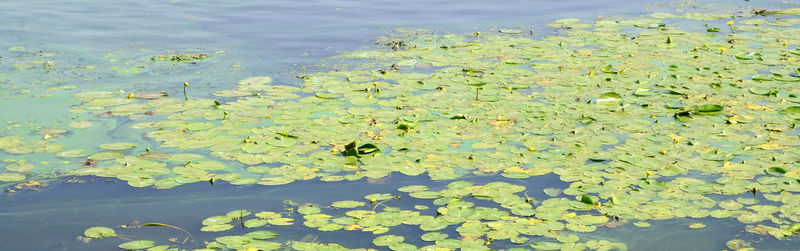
top-left (201, 224), bottom-right (234, 232)
top-left (697, 104), bottom-right (723, 112)
top-left (332, 200), bottom-right (366, 208)
top-left (373, 235), bottom-right (404, 246)
top-left (118, 240), bottom-right (156, 250)
top-left (0, 173), bottom-right (26, 182)
top-left (84, 226), bottom-right (116, 239)
top-left (420, 232), bottom-right (448, 242)
top-left (99, 142), bottom-right (137, 150)
top-left (244, 231), bottom-right (278, 240)
top-left (597, 92), bottom-right (622, 104)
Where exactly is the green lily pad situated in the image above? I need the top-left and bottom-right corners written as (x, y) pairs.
top-left (298, 206), bottom-right (321, 215)
top-left (597, 92), bottom-right (622, 104)
top-left (201, 224), bottom-right (234, 232)
top-left (98, 142), bottom-right (137, 150)
top-left (244, 219), bottom-right (267, 228)
top-left (331, 200), bottom-right (366, 208)
top-left (530, 241), bottom-right (561, 250)
top-left (118, 240), bottom-right (156, 250)
top-left (57, 149), bottom-right (89, 158)
top-left (203, 215), bottom-right (232, 225)
top-left (633, 88), bottom-right (657, 96)
top-left (226, 210), bottom-right (252, 218)
top-left (766, 167), bottom-right (787, 175)
top-left (0, 173), bottom-right (26, 182)
top-left (697, 104), bottom-right (723, 112)
top-left (498, 29), bottom-right (523, 34)
top-left (735, 52), bottom-right (759, 60)
top-left (6, 161), bottom-right (34, 172)
top-left (84, 226), bottom-right (116, 239)
top-left (420, 232), bottom-right (448, 242)
top-left (373, 235), bottom-right (404, 246)
top-left (349, 96), bottom-right (378, 106)
top-left (267, 217), bottom-right (294, 226)
top-left (779, 106), bottom-right (800, 115)
top-left (365, 193), bottom-right (394, 201)
top-left (245, 231), bottom-right (278, 240)
top-left (737, 197), bottom-right (759, 205)
top-left (266, 137), bottom-right (297, 147)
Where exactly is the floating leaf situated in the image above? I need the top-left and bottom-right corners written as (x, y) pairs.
top-left (99, 142), bottom-right (136, 150)
top-left (734, 52), bottom-right (759, 60)
top-left (244, 219), bottom-right (267, 228)
top-left (697, 104), bottom-right (723, 112)
top-left (580, 195), bottom-right (594, 205)
top-left (498, 29), bottom-right (523, 34)
top-left (420, 232), bottom-right (448, 242)
top-left (0, 173), bottom-right (26, 182)
top-left (633, 88), bottom-right (656, 96)
top-left (332, 200), bottom-right (366, 208)
top-left (203, 215), bottom-right (232, 225)
top-left (201, 224), bottom-right (234, 232)
top-left (530, 241), bottom-right (561, 250)
top-left (779, 106), bottom-right (800, 115)
top-left (84, 227), bottom-right (116, 239)
top-left (596, 92), bottom-right (622, 104)
top-left (118, 240), bottom-right (156, 250)
top-left (766, 167), bottom-right (787, 175)
top-left (297, 206), bottom-right (321, 215)
top-left (134, 91), bottom-right (168, 99)
top-left (373, 235), bottom-right (404, 246)
top-left (543, 188), bottom-right (562, 197)
top-left (245, 231), bottom-right (278, 240)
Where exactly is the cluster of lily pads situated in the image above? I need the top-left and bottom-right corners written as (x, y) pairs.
top-left (84, 181), bottom-right (632, 250)
top-left (0, 45), bottom-right (229, 187)
top-left (2, 4), bottom-right (800, 251)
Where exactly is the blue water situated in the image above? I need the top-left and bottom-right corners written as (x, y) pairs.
top-left (2, 0), bottom-right (800, 250)
top-left (0, 0), bottom-right (668, 86)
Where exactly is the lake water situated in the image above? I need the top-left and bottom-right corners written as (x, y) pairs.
top-left (2, 0), bottom-right (800, 250)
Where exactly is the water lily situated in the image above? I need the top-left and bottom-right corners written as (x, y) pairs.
top-left (727, 20), bottom-right (735, 33)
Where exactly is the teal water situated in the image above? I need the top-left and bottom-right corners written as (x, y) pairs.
top-left (2, 0), bottom-right (800, 250)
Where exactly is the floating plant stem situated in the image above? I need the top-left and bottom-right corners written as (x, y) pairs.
top-left (183, 81), bottom-right (189, 100)
top-left (727, 20), bottom-right (735, 34)
top-left (141, 223), bottom-right (194, 243)
top-left (371, 199), bottom-right (391, 213)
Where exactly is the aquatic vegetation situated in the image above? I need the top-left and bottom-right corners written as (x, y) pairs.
top-left (1, 4), bottom-right (800, 251)
top-left (149, 53), bottom-right (209, 64)
top-left (84, 181), bottom-right (631, 250)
